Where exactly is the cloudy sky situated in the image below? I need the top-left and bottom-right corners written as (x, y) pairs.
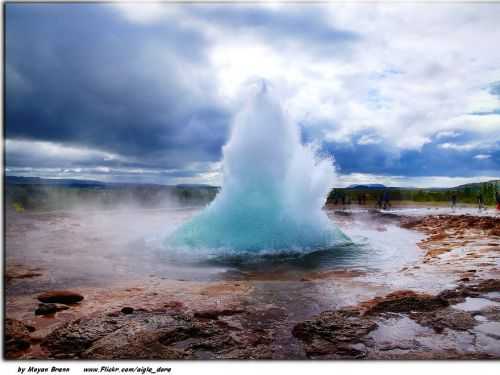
top-left (5, 2), bottom-right (500, 187)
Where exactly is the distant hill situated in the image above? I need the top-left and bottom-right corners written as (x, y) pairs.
top-left (6, 176), bottom-right (106, 188)
top-left (454, 180), bottom-right (500, 190)
top-left (329, 179), bottom-right (500, 206)
top-left (347, 184), bottom-right (386, 189)
top-left (4, 175), bottom-right (219, 211)
top-left (176, 183), bottom-right (219, 190)
top-left (5, 176), bottom-right (220, 189)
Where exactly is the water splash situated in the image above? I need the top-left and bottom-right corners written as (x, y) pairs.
top-left (167, 84), bottom-right (349, 254)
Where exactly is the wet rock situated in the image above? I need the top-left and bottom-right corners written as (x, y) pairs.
top-left (334, 210), bottom-right (352, 216)
top-left (378, 212), bottom-right (402, 220)
top-left (470, 279), bottom-right (500, 293)
top-left (5, 318), bottom-right (33, 358)
top-left (478, 306), bottom-right (500, 321)
top-left (292, 309), bottom-right (377, 359)
top-left (42, 315), bottom-right (132, 355)
top-left (35, 303), bottom-right (69, 316)
top-left (360, 290), bottom-right (449, 315)
top-left (121, 307), bottom-right (134, 315)
top-left (410, 308), bottom-right (476, 333)
top-left (479, 220), bottom-right (495, 230)
top-left (368, 349), bottom-right (495, 360)
top-left (41, 307), bottom-right (276, 359)
top-left (194, 308), bottom-right (245, 320)
top-left (437, 287), bottom-right (473, 303)
top-left (37, 290), bottom-right (84, 304)
top-left (5, 269), bottom-right (43, 283)
top-left (425, 247), bottom-right (452, 258)
top-left (401, 215), bottom-right (500, 236)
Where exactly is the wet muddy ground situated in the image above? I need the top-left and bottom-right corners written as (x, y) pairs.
top-left (4, 206), bottom-right (500, 359)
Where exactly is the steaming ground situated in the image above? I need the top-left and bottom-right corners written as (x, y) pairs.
top-left (6, 204), bottom-right (500, 359)
top-left (5, 204), bottom-right (424, 294)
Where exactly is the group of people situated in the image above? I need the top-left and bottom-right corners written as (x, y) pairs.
top-left (332, 189), bottom-right (500, 211)
top-left (331, 191), bottom-right (392, 210)
top-left (450, 191), bottom-right (500, 211)
top-left (376, 191), bottom-right (392, 210)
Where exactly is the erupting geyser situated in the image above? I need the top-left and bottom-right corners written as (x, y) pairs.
top-left (167, 83), bottom-right (349, 254)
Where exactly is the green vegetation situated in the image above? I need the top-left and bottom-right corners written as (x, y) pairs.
top-left (5, 183), bottom-right (219, 212)
top-left (6, 178), bottom-right (500, 212)
top-left (327, 180), bottom-right (500, 206)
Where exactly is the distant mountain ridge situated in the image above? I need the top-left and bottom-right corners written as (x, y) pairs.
top-left (5, 176), bottom-right (218, 189)
top-left (6, 176), bottom-right (106, 187)
top-left (347, 184), bottom-right (386, 189)
top-left (330, 179), bottom-right (500, 206)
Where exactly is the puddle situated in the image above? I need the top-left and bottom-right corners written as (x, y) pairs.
top-left (368, 315), bottom-right (431, 349)
top-left (453, 298), bottom-right (500, 312)
top-left (474, 322), bottom-right (500, 339)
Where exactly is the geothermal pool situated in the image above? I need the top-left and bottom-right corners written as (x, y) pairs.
top-left (5, 206), bottom-right (424, 292)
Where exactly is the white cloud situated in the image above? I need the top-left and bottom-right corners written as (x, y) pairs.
top-left (110, 3), bottom-right (500, 158)
top-left (5, 139), bottom-right (123, 162)
top-left (357, 134), bottom-right (382, 145)
top-left (112, 3), bottom-right (179, 24)
top-left (474, 154), bottom-right (491, 160)
top-left (439, 142), bottom-right (479, 151)
top-left (435, 130), bottom-right (461, 139)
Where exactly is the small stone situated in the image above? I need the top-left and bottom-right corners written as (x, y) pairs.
top-left (121, 307), bottom-right (134, 315)
top-left (35, 303), bottom-right (69, 316)
top-left (35, 303), bottom-right (57, 316)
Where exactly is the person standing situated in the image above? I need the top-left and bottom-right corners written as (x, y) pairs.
top-left (451, 193), bottom-right (457, 210)
top-left (477, 193), bottom-right (484, 211)
top-left (383, 190), bottom-right (391, 210)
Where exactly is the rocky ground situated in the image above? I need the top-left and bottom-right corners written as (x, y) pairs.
top-left (4, 209), bottom-right (500, 359)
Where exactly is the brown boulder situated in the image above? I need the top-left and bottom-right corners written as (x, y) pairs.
top-left (410, 308), bottom-right (476, 333)
top-left (292, 309), bottom-right (377, 358)
top-left (5, 318), bottom-right (34, 358)
top-left (469, 279), bottom-right (500, 293)
top-left (37, 290), bottom-right (84, 304)
top-left (360, 290), bottom-right (449, 315)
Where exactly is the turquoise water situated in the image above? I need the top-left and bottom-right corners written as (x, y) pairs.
top-left (166, 85), bottom-right (349, 254)
top-left (168, 194), bottom-right (350, 253)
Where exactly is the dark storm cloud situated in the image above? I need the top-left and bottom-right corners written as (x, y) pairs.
top-left (5, 3), bottom-right (229, 170)
top-left (5, 2), bottom-right (361, 182)
top-left (298, 123), bottom-right (500, 178)
top-left (489, 81), bottom-right (500, 98)
top-left (6, 3), bottom-right (499, 184)
top-left (189, 4), bottom-right (359, 56)
top-left (321, 137), bottom-right (500, 178)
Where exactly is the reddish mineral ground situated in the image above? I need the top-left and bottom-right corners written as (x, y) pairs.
top-left (4, 207), bottom-right (500, 359)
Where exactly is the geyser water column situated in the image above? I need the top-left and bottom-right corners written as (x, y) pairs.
top-left (167, 84), bottom-right (349, 253)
